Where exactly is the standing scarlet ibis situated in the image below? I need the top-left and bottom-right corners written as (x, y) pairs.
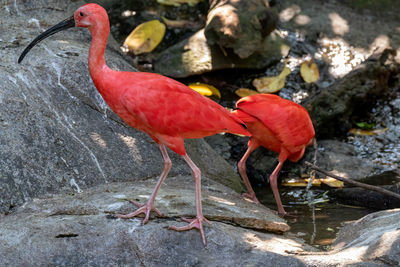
top-left (232, 94), bottom-right (315, 215)
top-left (18, 3), bottom-right (250, 245)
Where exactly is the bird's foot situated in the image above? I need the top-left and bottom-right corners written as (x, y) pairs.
top-left (117, 199), bottom-right (162, 224)
top-left (168, 216), bottom-right (211, 245)
top-left (242, 193), bottom-right (260, 204)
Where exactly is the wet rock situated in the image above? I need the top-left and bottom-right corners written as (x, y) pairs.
top-left (314, 140), bottom-right (380, 180)
top-left (329, 182), bottom-right (400, 210)
top-left (303, 49), bottom-right (400, 139)
top-left (0, 178), bottom-right (310, 266)
top-left (205, 0), bottom-right (278, 58)
top-left (154, 29), bottom-right (289, 78)
top-left (0, 0), bottom-right (242, 213)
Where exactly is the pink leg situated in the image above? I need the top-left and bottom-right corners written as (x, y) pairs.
top-left (117, 144), bottom-right (171, 224)
top-left (238, 139), bottom-right (260, 204)
top-left (168, 153), bottom-right (210, 245)
top-left (269, 160), bottom-right (286, 216)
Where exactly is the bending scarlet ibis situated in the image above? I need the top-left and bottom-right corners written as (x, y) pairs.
top-left (232, 94), bottom-right (315, 215)
top-left (18, 3), bottom-right (249, 244)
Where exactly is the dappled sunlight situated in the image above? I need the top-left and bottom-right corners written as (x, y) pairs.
top-left (329, 12), bottom-right (349, 36)
top-left (90, 132), bottom-right (108, 148)
top-left (208, 195), bottom-right (236, 206)
top-left (182, 30), bottom-right (211, 70)
top-left (242, 232), bottom-right (304, 254)
top-left (377, 229), bottom-right (400, 252)
top-left (328, 169), bottom-right (350, 179)
top-left (117, 133), bottom-right (143, 161)
top-left (279, 5), bottom-right (309, 26)
top-left (294, 15), bottom-right (310, 26)
top-left (315, 37), bottom-right (366, 77)
top-left (369, 34), bottom-right (391, 52)
top-left (279, 5), bottom-right (301, 22)
top-left (332, 229), bottom-right (400, 263)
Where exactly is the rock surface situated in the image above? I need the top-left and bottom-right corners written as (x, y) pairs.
top-left (1, 175), bottom-right (399, 266)
top-left (0, 0), bottom-right (242, 213)
top-left (303, 49), bottom-right (400, 139)
top-left (332, 208), bottom-right (400, 265)
top-left (314, 140), bottom-right (379, 180)
top-left (205, 0), bottom-right (278, 58)
top-left (0, 177), bottom-right (307, 266)
top-left (154, 29), bottom-right (289, 78)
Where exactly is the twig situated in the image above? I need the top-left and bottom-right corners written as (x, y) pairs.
top-left (304, 161), bottom-right (400, 200)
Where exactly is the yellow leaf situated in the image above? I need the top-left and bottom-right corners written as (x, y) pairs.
top-left (282, 178), bottom-right (321, 187)
top-left (321, 178), bottom-right (343, 188)
top-left (349, 127), bottom-right (388, 136)
top-left (252, 66), bottom-right (291, 93)
top-left (188, 83), bottom-right (221, 100)
top-left (157, 0), bottom-right (203, 6)
top-left (124, 20), bottom-right (166, 55)
top-left (300, 60), bottom-right (320, 83)
top-left (235, 88), bottom-right (259, 98)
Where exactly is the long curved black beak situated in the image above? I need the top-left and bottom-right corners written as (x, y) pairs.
top-left (18, 16), bottom-right (75, 63)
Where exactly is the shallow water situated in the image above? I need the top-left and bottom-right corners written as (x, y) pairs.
top-left (255, 186), bottom-right (374, 250)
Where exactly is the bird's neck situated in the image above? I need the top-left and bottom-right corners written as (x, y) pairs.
top-left (87, 22), bottom-right (111, 87)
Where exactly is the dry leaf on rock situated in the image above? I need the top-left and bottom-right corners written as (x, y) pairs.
top-left (235, 88), bottom-right (259, 98)
top-left (252, 66), bottom-right (291, 93)
top-left (124, 20), bottom-right (166, 55)
top-left (300, 60), bottom-right (320, 83)
top-left (189, 83), bottom-right (221, 100)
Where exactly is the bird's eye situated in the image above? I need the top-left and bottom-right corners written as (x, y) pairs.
top-left (79, 12), bottom-right (84, 17)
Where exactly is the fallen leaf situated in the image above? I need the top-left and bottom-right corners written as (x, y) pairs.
top-left (157, 0), bottom-right (203, 6)
top-left (124, 20), bottom-right (166, 55)
top-left (349, 128), bottom-right (389, 136)
top-left (282, 178), bottom-right (321, 187)
top-left (252, 66), bottom-right (291, 93)
top-left (355, 122), bottom-right (375, 130)
top-left (235, 88), bottom-right (259, 98)
top-left (321, 178), bottom-right (343, 188)
top-left (188, 83), bottom-right (221, 100)
top-left (300, 60), bottom-right (320, 83)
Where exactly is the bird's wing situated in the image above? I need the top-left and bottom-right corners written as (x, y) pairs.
top-left (121, 72), bottom-right (249, 138)
top-left (236, 94), bottom-right (315, 152)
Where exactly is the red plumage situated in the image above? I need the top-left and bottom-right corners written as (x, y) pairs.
top-left (232, 94), bottom-right (315, 215)
top-left (19, 3), bottom-right (249, 245)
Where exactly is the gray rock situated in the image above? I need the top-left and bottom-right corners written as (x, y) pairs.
top-left (332, 209), bottom-right (400, 265)
top-left (205, 0), bottom-right (278, 58)
top-left (0, 0), bottom-right (242, 213)
top-left (154, 29), bottom-right (289, 78)
top-left (0, 178), bottom-right (307, 266)
top-left (315, 140), bottom-right (379, 180)
top-left (303, 49), bottom-right (400, 139)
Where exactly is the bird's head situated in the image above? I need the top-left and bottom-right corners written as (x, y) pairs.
top-left (74, 4), bottom-right (108, 28)
top-left (18, 3), bottom-right (108, 63)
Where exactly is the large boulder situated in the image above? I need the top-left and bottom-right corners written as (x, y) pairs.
top-left (0, 0), bottom-right (242, 214)
top-left (205, 0), bottom-right (278, 59)
top-left (154, 29), bottom-right (289, 78)
top-left (0, 177), bottom-right (302, 266)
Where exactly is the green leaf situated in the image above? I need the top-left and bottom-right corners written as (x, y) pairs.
top-left (356, 122), bottom-right (375, 130)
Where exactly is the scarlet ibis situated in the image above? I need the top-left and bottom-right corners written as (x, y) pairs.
top-left (232, 94), bottom-right (315, 215)
top-left (18, 3), bottom-right (250, 245)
